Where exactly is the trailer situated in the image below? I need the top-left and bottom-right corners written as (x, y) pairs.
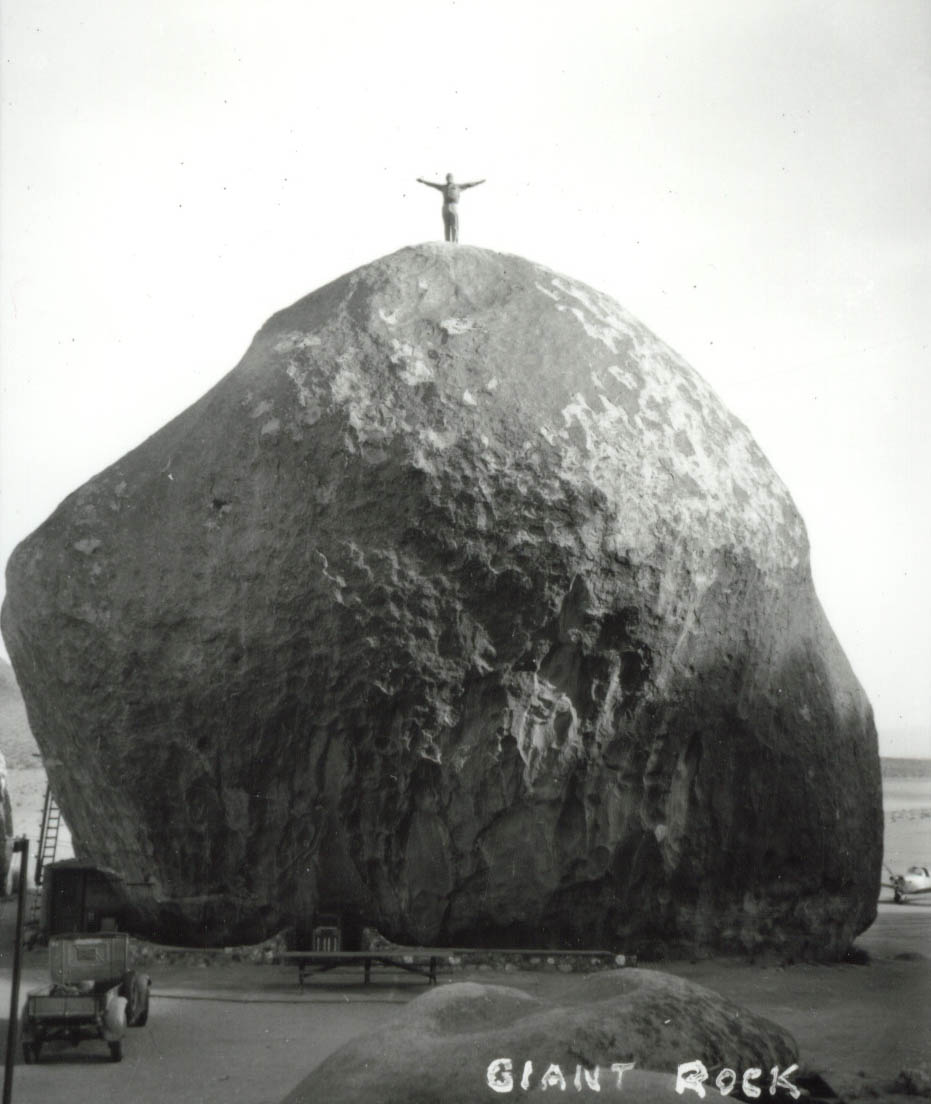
top-left (21, 931), bottom-right (150, 1063)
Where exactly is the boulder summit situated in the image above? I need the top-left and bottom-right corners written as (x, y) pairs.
top-left (1, 243), bottom-right (882, 952)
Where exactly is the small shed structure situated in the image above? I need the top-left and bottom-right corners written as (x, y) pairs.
top-left (41, 859), bottom-right (129, 936)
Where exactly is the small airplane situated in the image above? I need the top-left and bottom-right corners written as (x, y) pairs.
top-left (882, 863), bottom-right (931, 903)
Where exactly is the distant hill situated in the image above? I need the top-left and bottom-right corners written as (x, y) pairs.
top-left (881, 756), bottom-right (931, 780)
top-left (0, 657), bottom-right (41, 768)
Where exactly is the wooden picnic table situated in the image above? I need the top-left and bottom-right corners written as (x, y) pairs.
top-left (279, 949), bottom-right (443, 986)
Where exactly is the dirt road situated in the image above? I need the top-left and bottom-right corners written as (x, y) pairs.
top-left (0, 967), bottom-right (407, 1104)
top-left (0, 902), bottom-right (927, 1104)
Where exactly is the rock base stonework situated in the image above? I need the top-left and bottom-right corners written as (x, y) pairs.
top-left (1, 244), bottom-right (881, 951)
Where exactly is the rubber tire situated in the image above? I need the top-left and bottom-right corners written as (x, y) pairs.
top-left (121, 971), bottom-right (139, 1025)
top-left (109, 1040), bottom-right (123, 1062)
top-left (22, 1042), bottom-right (38, 1064)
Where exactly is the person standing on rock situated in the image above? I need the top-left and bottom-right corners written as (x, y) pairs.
top-left (416, 173), bottom-right (485, 243)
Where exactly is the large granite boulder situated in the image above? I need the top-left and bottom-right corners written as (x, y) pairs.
top-left (280, 973), bottom-right (799, 1103)
top-left (1, 243), bottom-right (881, 950)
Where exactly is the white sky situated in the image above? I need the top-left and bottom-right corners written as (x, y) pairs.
top-left (1, 0), bottom-right (929, 757)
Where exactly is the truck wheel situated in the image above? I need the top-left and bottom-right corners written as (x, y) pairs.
top-left (121, 971), bottom-right (139, 1024)
top-left (109, 1040), bottom-right (123, 1062)
top-left (22, 1042), bottom-right (40, 1064)
top-left (122, 970), bottom-right (152, 1026)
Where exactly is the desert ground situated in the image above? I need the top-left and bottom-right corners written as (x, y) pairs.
top-left (0, 761), bottom-right (928, 1103)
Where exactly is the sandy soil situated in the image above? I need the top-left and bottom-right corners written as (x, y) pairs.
top-left (1, 764), bottom-right (928, 1102)
top-left (0, 905), bottom-right (927, 1104)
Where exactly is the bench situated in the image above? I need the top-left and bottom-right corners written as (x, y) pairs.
top-left (279, 946), bottom-right (618, 988)
top-left (279, 949), bottom-right (443, 986)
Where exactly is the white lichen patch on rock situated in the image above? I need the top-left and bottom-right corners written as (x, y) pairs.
top-left (549, 276), bottom-right (636, 354)
top-left (423, 428), bottom-right (458, 452)
top-left (522, 274), bottom-right (805, 572)
top-left (509, 673), bottom-right (582, 790)
top-left (440, 317), bottom-right (474, 336)
top-left (284, 360), bottom-right (322, 415)
top-left (273, 331), bottom-right (322, 355)
top-left (389, 339), bottom-right (434, 385)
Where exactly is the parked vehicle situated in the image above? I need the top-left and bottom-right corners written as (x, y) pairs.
top-left (882, 863), bottom-right (931, 903)
top-left (21, 931), bottom-right (150, 1062)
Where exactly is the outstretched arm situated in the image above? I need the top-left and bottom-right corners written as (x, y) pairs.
top-left (460, 179), bottom-right (486, 189)
top-left (417, 178), bottom-right (445, 190)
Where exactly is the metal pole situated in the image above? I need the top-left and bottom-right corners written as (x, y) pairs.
top-left (3, 837), bottom-right (30, 1104)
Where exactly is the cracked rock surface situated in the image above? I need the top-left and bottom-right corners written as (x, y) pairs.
top-left (1, 244), bottom-right (881, 951)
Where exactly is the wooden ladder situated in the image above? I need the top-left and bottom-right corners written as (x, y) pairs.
top-left (26, 784), bottom-right (61, 935)
top-left (34, 783), bottom-right (61, 886)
